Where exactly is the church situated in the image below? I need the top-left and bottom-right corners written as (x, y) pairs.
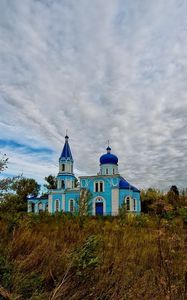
top-left (27, 135), bottom-right (141, 215)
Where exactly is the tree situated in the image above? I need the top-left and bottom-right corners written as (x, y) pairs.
top-left (0, 154), bottom-right (11, 192)
top-left (0, 154), bottom-right (8, 173)
top-left (170, 185), bottom-right (179, 196)
top-left (140, 188), bottom-right (163, 213)
top-left (74, 177), bottom-right (80, 188)
top-left (167, 185), bottom-right (179, 208)
top-left (44, 175), bottom-right (57, 190)
top-left (0, 177), bottom-right (40, 213)
top-left (76, 188), bottom-right (92, 216)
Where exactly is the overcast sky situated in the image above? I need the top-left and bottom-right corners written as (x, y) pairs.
top-left (0, 0), bottom-right (187, 190)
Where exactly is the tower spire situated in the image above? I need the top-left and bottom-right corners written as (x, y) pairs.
top-left (106, 140), bottom-right (111, 154)
top-left (60, 135), bottom-right (73, 161)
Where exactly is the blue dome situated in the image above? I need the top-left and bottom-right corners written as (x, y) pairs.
top-left (100, 153), bottom-right (118, 165)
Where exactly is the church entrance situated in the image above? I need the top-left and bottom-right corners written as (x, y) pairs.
top-left (95, 202), bottom-right (103, 216)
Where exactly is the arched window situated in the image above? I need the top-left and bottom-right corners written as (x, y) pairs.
top-left (133, 199), bottom-right (136, 211)
top-left (31, 203), bottom-right (35, 213)
top-left (55, 200), bottom-right (59, 212)
top-left (126, 197), bottom-right (130, 211)
top-left (61, 180), bottom-right (65, 189)
top-left (113, 168), bottom-right (115, 175)
top-left (62, 164), bottom-right (65, 171)
top-left (45, 204), bottom-right (48, 212)
top-left (38, 202), bottom-right (43, 213)
top-left (94, 181), bottom-right (104, 192)
top-left (106, 168), bottom-right (108, 175)
top-left (70, 199), bottom-right (74, 212)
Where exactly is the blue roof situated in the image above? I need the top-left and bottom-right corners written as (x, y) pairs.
top-left (60, 136), bottom-right (73, 161)
top-left (100, 153), bottom-right (118, 165)
top-left (119, 178), bottom-right (140, 192)
top-left (119, 178), bottom-right (131, 189)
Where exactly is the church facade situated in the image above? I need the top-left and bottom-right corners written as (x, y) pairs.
top-left (27, 136), bottom-right (141, 215)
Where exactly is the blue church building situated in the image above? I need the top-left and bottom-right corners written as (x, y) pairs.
top-left (28, 136), bottom-right (141, 215)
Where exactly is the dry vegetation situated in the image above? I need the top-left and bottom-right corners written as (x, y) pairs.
top-left (0, 212), bottom-right (187, 300)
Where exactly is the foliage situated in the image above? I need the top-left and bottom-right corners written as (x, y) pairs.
top-left (72, 235), bottom-right (101, 281)
top-left (0, 154), bottom-right (8, 174)
top-left (0, 177), bottom-right (40, 214)
top-left (74, 177), bottom-right (79, 188)
top-left (44, 175), bottom-right (57, 190)
top-left (76, 188), bottom-right (92, 216)
top-left (11, 177), bottom-right (40, 199)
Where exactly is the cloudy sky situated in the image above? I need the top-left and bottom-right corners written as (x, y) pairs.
top-left (0, 0), bottom-right (187, 190)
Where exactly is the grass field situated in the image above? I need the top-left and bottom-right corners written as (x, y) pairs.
top-left (0, 212), bottom-right (187, 300)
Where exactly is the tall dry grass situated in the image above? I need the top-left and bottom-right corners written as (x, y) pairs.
top-left (0, 212), bottom-right (186, 300)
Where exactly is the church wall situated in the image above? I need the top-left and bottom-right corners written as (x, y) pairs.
top-left (119, 189), bottom-right (133, 206)
top-left (65, 191), bottom-right (80, 212)
top-left (100, 164), bottom-right (118, 175)
top-left (133, 191), bottom-right (141, 212)
top-left (89, 177), bottom-right (112, 215)
top-left (27, 198), bottom-right (48, 213)
top-left (48, 194), bottom-right (52, 212)
top-left (51, 193), bottom-right (63, 213)
top-left (119, 189), bottom-right (141, 213)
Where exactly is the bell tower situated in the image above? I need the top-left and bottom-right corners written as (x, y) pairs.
top-left (57, 135), bottom-right (76, 189)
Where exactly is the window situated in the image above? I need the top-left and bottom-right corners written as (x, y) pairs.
top-left (31, 203), bottom-right (35, 213)
top-left (38, 202), bottom-right (43, 213)
top-left (106, 168), bottom-right (108, 175)
top-left (55, 200), bottom-right (59, 212)
top-left (133, 199), bottom-right (136, 211)
top-left (113, 168), bottom-right (115, 174)
top-left (61, 180), bottom-right (65, 189)
top-left (94, 181), bottom-right (104, 192)
top-left (126, 197), bottom-right (130, 211)
top-left (70, 199), bottom-right (74, 212)
top-left (62, 164), bottom-right (65, 171)
top-left (45, 204), bottom-right (48, 211)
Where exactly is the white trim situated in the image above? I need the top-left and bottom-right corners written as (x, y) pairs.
top-left (62, 194), bottom-right (65, 211)
top-left (94, 180), bottom-right (105, 192)
top-left (133, 198), bottom-right (136, 211)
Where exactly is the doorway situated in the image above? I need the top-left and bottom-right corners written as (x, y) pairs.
top-left (95, 202), bottom-right (103, 216)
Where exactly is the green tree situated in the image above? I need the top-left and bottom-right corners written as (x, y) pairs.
top-left (11, 177), bottom-right (40, 200)
top-left (167, 185), bottom-right (179, 208)
top-left (141, 188), bottom-right (162, 213)
top-left (44, 175), bottom-right (57, 190)
top-left (0, 177), bottom-right (40, 213)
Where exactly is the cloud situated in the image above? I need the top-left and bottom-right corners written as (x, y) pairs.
top-left (0, 0), bottom-right (187, 190)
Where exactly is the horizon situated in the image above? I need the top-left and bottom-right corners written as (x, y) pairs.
top-left (0, 0), bottom-right (187, 191)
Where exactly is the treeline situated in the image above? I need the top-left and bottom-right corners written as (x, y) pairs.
top-left (141, 186), bottom-right (187, 217)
